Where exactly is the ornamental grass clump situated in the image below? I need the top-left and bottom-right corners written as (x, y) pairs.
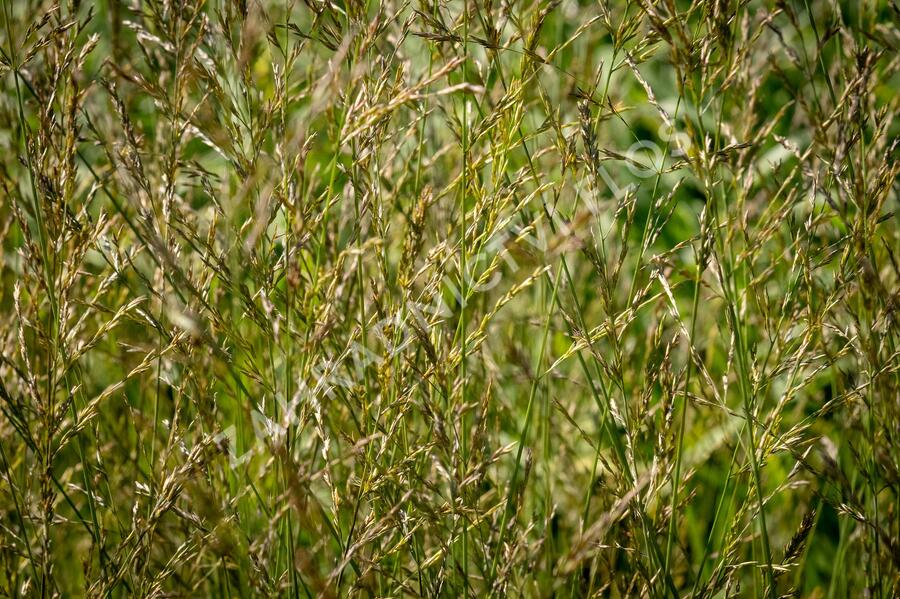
top-left (0, 0), bottom-right (897, 596)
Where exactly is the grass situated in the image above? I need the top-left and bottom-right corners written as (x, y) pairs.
top-left (0, 0), bottom-right (898, 596)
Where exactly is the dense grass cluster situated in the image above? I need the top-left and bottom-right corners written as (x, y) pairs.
top-left (1, 0), bottom-right (898, 595)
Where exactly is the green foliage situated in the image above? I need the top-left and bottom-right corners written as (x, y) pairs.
top-left (0, 0), bottom-right (898, 596)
